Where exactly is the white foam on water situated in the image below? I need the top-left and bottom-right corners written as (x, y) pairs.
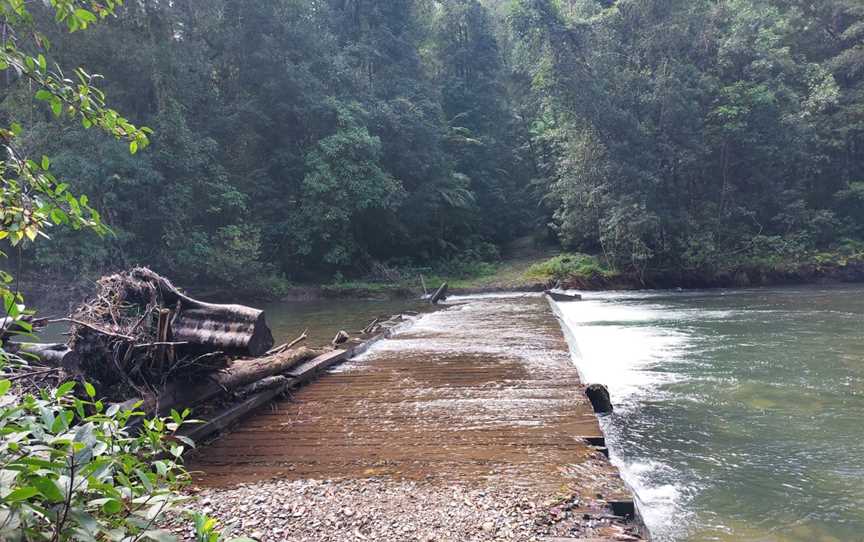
top-left (554, 295), bottom-right (693, 541)
top-left (554, 298), bottom-right (687, 406)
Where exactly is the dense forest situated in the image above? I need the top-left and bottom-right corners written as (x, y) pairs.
top-left (3, 0), bottom-right (863, 292)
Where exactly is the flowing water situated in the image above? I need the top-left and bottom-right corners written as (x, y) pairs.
top-left (554, 285), bottom-right (864, 542)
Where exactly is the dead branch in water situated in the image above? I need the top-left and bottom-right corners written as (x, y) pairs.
top-left (267, 329), bottom-right (308, 356)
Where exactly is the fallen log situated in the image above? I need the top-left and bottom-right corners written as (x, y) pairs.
top-left (138, 346), bottom-right (323, 416)
top-left (139, 269), bottom-right (274, 356)
top-left (64, 267), bottom-right (275, 393)
top-left (235, 375), bottom-right (290, 399)
top-left (169, 300), bottom-right (273, 357)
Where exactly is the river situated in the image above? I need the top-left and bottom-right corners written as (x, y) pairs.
top-left (555, 285), bottom-right (864, 541)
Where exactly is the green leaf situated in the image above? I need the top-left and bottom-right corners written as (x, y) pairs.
top-left (5, 487), bottom-right (39, 502)
top-left (33, 478), bottom-right (65, 503)
top-left (51, 411), bottom-right (71, 433)
top-left (101, 498), bottom-right (123, 514)
top-left (84, 382), bottom-right (96, 399)
top-left (50, 208), bottom-right (67, 225)
top-left (75, 8), bottom-right (97, 24)
top-left (35, 89), bottom-right (52, 102)
top-left (50, 99), bottom-right (62, 117)
top-left (0, 380), bottom-right (10, 396)
top-left (10, 122), bottom-right (22, 135)
top-left (41, 155), bottom-right (50, 170)
top-left (37, 54), bottom-right (46, 73)
top-left (129, 140), bottom-right (138, 154)
top-left (56, 381), bottom-right (76, 398)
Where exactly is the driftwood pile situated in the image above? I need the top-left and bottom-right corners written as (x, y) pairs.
top-left (62, 267), bottom-right (275, 394)
top-left (3, 268), bottom-right (325, 418)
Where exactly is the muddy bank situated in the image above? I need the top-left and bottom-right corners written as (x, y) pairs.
top-left (286, 259), bottom-right (864, 299)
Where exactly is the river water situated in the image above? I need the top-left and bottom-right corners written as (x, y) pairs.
top-left (554, 285), bottom-right (864, 542)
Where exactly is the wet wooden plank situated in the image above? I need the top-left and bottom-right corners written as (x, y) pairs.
top-left (182, 349), bottom-right (350, 443)
top-left (188, 297), bottom-right (625, 500)
top-left (285, 349), bottom-right (347, 384)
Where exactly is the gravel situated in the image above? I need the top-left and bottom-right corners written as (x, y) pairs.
top-left (163, 477), bottom-right (644, 541)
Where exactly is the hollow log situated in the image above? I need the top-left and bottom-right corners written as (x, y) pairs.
top-left (169, 301), bottom-right (274, 357)
top-left (138, 346), bottom-right (322, 416)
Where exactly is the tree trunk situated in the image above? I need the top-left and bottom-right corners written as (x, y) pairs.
top-left (137, 346), bottom-right (322, 416)
top-left (121, 268), bottom-right (275, 357)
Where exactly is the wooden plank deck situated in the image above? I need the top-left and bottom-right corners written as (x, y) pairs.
top-left (188, 297), bottom-right (630, 504)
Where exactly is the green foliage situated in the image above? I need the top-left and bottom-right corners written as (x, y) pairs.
top-left (3, 0), bottom-right (533, 287)
top-left (0, 3), bottom-right (250, 539)
top-left (525, 253), bottom-right (613, 282)
top-left (512, 0), bottom-right (864, 275)
top-left (291, 103), bottom-right (405, 268)
top-left (0, 0), bottom-right (149, 251)
top-left (0, 380), bottom-right (192, 541)
top-left (190, 512), bottom-right (255, 542)
top-left (5, 0), bottom-right (864, 291)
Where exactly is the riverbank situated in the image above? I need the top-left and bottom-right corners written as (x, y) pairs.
top-left (294, 251), bottom-right (864, 300)
top-left (13, 248), bottom-right (864, 310)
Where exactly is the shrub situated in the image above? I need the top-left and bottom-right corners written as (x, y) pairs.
top-left (0, 379), bottom-right (193, 541)
top-left (0, 371), bottom-right (252, 541)
top-left (525, 253), bottom-right (612, 282)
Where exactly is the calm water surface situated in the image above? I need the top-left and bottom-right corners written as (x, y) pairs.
top-left (556, 285), bottom-right (864, 542)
